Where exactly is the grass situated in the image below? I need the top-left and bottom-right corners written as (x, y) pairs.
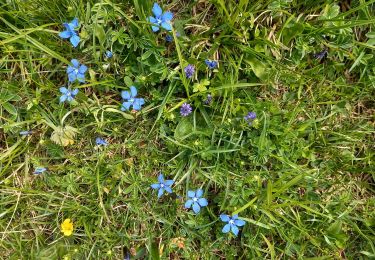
top-left (0, 0), bottom-right (374, 259)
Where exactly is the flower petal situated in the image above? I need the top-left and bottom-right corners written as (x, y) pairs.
top-left (198, 198), bottom-right (208, 207)
top-left (157, 174), bottom-right (164, 183)
top-left (71, 18), bottom-right (79, 28)
top-left (152, 3), bottom-right (162, 17)
top-left (231, 224), bottom-right (239, 236)
top-left (77, 73), bottom-right (85, 83)
top-left (220, 214), bottom-right (230, 222)
top-left (59, 87), bottom-right (68, 94)
top-left (151, 25), bottom-right (160, 32)
top-left (161, 21), bottom-right (172, 31)
top-left (222, 224), bottom-right (231, 233)
top-left (59, 94), bottom-right (67, 103)
top-left (121, 101), bottom-right (132, 111)
top-left (148, 16), bottom-right (157, 24)
top-left (192, 203), bottom-right (201, 214)
top-left (187, 190), bottom-right (195, 198)
top-left (132, 102), bottom-right (141, 111)
top-left (162, 11), bottom-right (173, 22)
top-left (184, 199), bottom-right (193, 209)
top-left (164, 180), bottom-right (174, 186)
top-left (130, 86), bottom-right (137, 97)
top-left (59, 30), bottom-right (71, 39)
top-left (121, 91), bottom-right (130, 100)
top-left (70, 35), bottom-right (80, 48)
top-left (234, 219), bottom-right (246, 227)
top-left (79, 65), bottom-right (87, 74)
top-left (157, 188), bottom-right (164, 198)
top-left (136, 98), bottom-right (145, 105)
top-left (71, 89), bottom-right (79, 96)
top-left (67, 96), bottom-right (74, 102)
top-left (151, 183), bottom-right (160, 189)
top-left (195, 189), bottom-right (203, 198)
top-left (68, 73), bottom-right (76, 82)
top-left (232, 214), bottom-right (239, 220)
top-left (164, 186), bottom-right (172, 193)
top-left (71, 59), bottom-right (80, 68)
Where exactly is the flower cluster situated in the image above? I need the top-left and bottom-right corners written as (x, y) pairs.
top-left (244, 111), bottom-right (256, 125)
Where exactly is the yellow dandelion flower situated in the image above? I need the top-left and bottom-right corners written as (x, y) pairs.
top-left (61, 218), bottom-right (74, 236)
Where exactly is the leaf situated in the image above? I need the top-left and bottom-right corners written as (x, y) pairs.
top-left (124, 76), bottom-right (133, 87)
top-left (174, 118), bottom-right (193, 140)
top-left (2, 102), bottom-right (17, 115)
top-left (104, 107), bottom-right (134, 119)
top-left (95, 24), bottom-right (106, 44)
top-left (245, 56), bottom-right (268, 81)
top-left (320, 4), bottom-right (340, 19)
top-left (193, 79), bottom-right (210, 93)
top-left (50, 126), bottom-right (79, 147)
top-left (45, 141), bottom-right (64, 158)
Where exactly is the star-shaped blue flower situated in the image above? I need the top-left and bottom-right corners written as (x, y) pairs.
top-left (148, 3), bottom-right (173, 32)
top-left (34, 167), bottom-right (47, 175)
top-left (67, 59), bottom-right (87, 83)
top-left (184, 189), bottom-right (208, 214)
top-left (58, 18), bottom-right (80, 47)
top-left (59, 87), bottom-right (78, 103)
top-left (151, 173), bottom-right (174, 198)
top-left (220, 214), bottom-right (246, 236)
top-left (121, 86), bottom-right (145, 111)
top-left (205, 59), bottom-right (218, 69)
top-left (95, 137), bottom-right (108, 146)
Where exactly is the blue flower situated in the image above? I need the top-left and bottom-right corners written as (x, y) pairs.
top-left (34, 167), bottom-right (47, 175)
top-left (151, 173), bottom-right (174, 198)
top-left (105, 50), bottom-right (113, 58)
top-left (58, 18), bottom-right (80, 47)
top-left (165, 32), bottom-right (180, 42)
top-left (180, 103), bottom-right (192, 117)
top-left (184, 189), bottom-right (208, 214)
top-left (59, 87), bottom-right (78, 103)
top-left (96, 137), bottom-right (108, 146)
top-left (67, 59), bottom-right (87, 83)
top-left (184, 64), bottom-right (195, 79)
top-left (244, 112), bottom-right (256, 125)
top-left (20, 130), bottom-right (32, 136)
top-left (121, 86), bottom-right (145, 111)
top-left (203, 94), bottom-right (212, 105)
top-left (205, 60), bottom-right (218, 69)
top-left (148, 3), bottom-right (173, 32)
top-left (220, 214), bottom-right (246, 236)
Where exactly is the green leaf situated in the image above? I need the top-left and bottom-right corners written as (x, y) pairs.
top-left (3, 102), bottom-right (17, 115)
top-left (95, 24), bottom-right (106, 44)
top-left (193, 79), bottom-right (210, 93)
top-left (174, 118), bottom-right (193, 140)
top-left (50, 126), bottom-right (79, 147)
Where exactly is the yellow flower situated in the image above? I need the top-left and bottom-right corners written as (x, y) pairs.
top-left (61, 218), bottom-right (74, 236)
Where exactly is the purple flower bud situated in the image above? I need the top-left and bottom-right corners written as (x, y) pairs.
top-left (244, 112), bottom-right (256, 121)
top-left (184, 64), bottom-right (195, 79)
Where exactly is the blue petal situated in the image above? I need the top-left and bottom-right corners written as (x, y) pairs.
top-left (70, 35), bottom-right (80, 47)
top-left (195, 189), bottom-right (203, 198)
top-left (164, 186), bottom-right (172, 193)
top-left (220, 214), bottom-right (230, 222)
top-left (151, 183), bottom-right (160, 189)
top-left (149, 16), bottom-right (157, 24)
top-left (222, 224), bottom-right (231, 233)
top-left (234, 219), bottom-right (246, 227)
top-left (68, 73), bottom-right (77, 82)
top-left (152, 3), bottom-right (163, 17)
top-left (60, 94), bottom-right (67, 103)
top-left (77, 73), bottom-right (85, 83)
top-left (20, 131), bottom-right (31, 136)
top-left (71, 89), bottom-right (79, 96)
top-left (157, 174), bottom-right (164, 183)
top-left (130, 86), bottom-right (137, 97)
top-left (164, 180), bottom-right (174, 186)
top-left (71, 18), bottom-right (79, 28)
top-left (121, 101), bottom-right (132, 111)
top-left (152, 25), bottom-right (160, 32)
top-left (67, 66), bottom-right (74, 74)
top-left (184, 199), bottom-right (193, 209)
top-left (162, 11), bottom-right (173, 22)
top-left (67, 96), bottom-right (74, 102)
top-left (121, 91), bottom-right (130, 100)
top-left (59, 87), bottom-right (68, 94)
top-left (79, 65), bottom-right (87, 74)
top-left (34, 167), bottom-right (46, 174)
top-left (132, 102), bottom-right (141, 111)
top-left (198, 198), bottom-right (208, 207)
top-left (134, 98), bottom-right (145, 106)
top-left (231, 224), bottom-right (239, 236)
top-left (192, 203), bottom-right (201, 214)
top-left (71, 59), bottom-right (80, 68)
top-left (59, 30), bottom-right (71, 39)
top-left (232, 214), bottom-right (239, 220)
top-left (161, 22), bottom-right (172, 31)
top-left (187, 190), bottom-right (195, 198)
top-left (157, 188), bottom-right (164, 198)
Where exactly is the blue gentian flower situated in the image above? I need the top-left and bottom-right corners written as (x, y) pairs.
top-left (59, 87), bottom-right (78, 103)
top-left (105, 50), bottom-right (113, 58)
top-left (220, 214), bottom-right (246, 236)
top-left (184, 64), bottom-right (195, 79)
top-left (151, 173), bottom-right (174, 198)
top-left (121, 86), bottom-right (145, 111)
top-left (96, 137), bottom-right (108, 146)
top-left (180, 103), bottom-right (192, 117)
top-left (58, 18), bottom-right (80, 47)
top-left (148, 3), bottom-right (173, 32)
top-left (34, 167), bottom-right (47, 175)
top-left (20, 130), bottom-right (32, 136)
top-left (67, 59), bottom-right (87, 83)
top-left (184, 189), bottom-right (208, 214)
top-left (205, 60), bottom-right (218, 69)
